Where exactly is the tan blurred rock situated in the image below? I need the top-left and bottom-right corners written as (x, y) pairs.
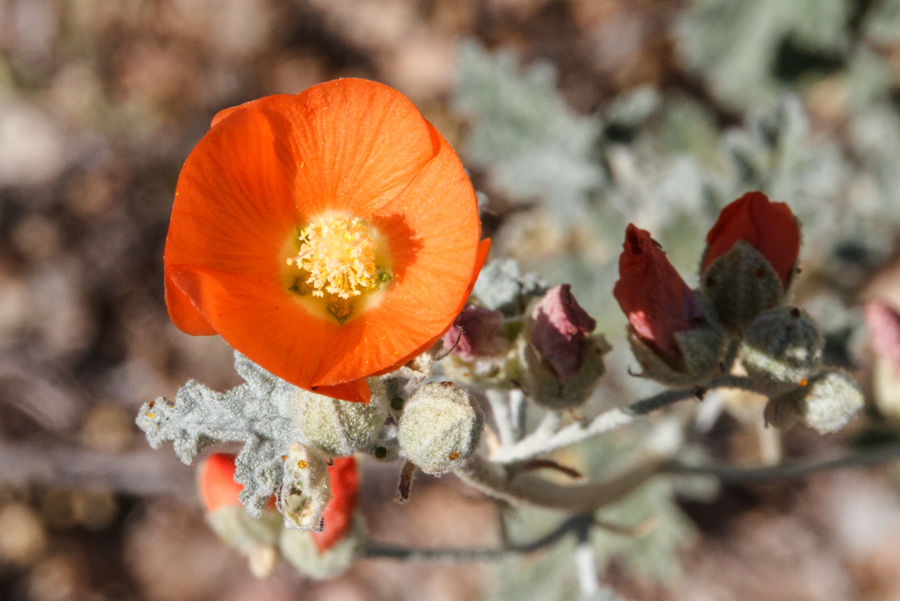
top-left (82, 403), bottom-right (134, 453)
top-left (0, 503), bottom-right (48, 566)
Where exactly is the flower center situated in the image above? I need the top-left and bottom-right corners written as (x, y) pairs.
top-left (288, 215), bottom-right (380, 300)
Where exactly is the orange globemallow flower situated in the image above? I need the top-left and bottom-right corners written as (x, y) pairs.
top-left (165, 79), bottom-right (490, 403)
top-left (700, 191), bottom-right (800, 288)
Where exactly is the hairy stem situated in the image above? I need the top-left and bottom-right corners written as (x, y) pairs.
top-left (490, 375), bottom-right (757, 464)
top-left (456, 454), bottom-right (664, 512)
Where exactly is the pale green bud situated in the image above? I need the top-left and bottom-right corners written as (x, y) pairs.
top-left (520, 334), bottom-right (609, 410)
top-left (741, 307), bottom-right (823, 396)
top-left (701, 241), bottom-right (785, 331)
top-left (398, 382), bottom-right (483, 475)
top-left (205, 506), bottom-right (282, 578)
top-left (796, 370), bottom-right (864, 434)
top-left (291, 380), bottom-right (388, 457)
top-left (279, 443), bottom-right (331, 531)
top-left (279, 514), bottom-right (365, 580)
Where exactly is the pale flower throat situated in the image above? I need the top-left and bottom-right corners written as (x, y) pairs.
top-left (287, 216), bottom-right (380, 300)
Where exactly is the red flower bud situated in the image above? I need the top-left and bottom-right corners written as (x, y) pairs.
top-left (701, 191), bottom-right (800, 288)
top-left (198, 453), bottom-right (244, 513)
top-left (865, 300), bottom-right (900, 371)
top-left (311, 456), bottom-right (359, 552)
top-left (530, 285), bottom-right (597, 378)
top-left (614, 225), bottom-right (705, 369)
top-left (442, 305), bottom-right (505, 361)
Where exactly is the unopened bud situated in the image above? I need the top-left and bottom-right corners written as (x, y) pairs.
top-left (741, 307), bottom-right (823, 396)
top-left (398, 382), bottom-right (483, 474)
top-left (701, 191), bottom-right (801, 289)
top-left (291, 383), bottom-right (388, 457)
top-left (614, 225), bottom-right (725, 386)
top-left (442, 305), bottom-right (506, 360)
top-left (521, 334), bottom-right (609, 409)
top-left (521, 285), bottom-right (607, 409)
top-left (278, 443), bottom-right (331, 531)
top-left (701, 241), bottom-right (786, 331)
top-left (796, 370), bottom-right (864, 434)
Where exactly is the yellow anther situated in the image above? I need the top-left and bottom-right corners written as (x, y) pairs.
top-left (290, 216), bottom-right (379, 299)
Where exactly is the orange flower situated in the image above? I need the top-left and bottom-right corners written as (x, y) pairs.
top-left (700, 191), bottom-right (800, 288)
top-left (165, 79), bottom-right (490, 403)
top-left (311, 456), bottom-right (359, 552)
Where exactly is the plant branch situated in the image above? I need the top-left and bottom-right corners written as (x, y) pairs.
top-left (486, 389), bottom-right (515, 447)
top-left (456, 454), bottom-right (664, 512)
top-left (363, 514), bottom-right (592, 561)
top-left (490, 375), bottom-right (757, 464)
top-left (668, 442), bottom-right (900, 484)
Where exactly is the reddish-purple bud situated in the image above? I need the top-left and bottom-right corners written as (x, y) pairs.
top-left (530, 285), bottom-right (597, 377)
top-left (701, 191), bottom-right (801, 288)
top-left (865, 300), bottom-right (900, 370)
top-left (442, 305), bottom-right (505, 360)
top-left (614, 225), bottom-right (705, 369)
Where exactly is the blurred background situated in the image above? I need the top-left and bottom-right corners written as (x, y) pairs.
top-left (4, 0), bottom-right (900, 599)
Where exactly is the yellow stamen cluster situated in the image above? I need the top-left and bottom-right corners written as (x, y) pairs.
top-left (288, 216), bottom-right (379, 299)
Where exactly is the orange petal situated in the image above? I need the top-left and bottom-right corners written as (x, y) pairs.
top-left (164, 103), bottom-right (296, 337)
top-left (312, 134), bottom-right (483, 386)
top-left (367, 237), bottom-right (492, 377)
top-left (312, 379), bottom-right (371, 404)
top-left (167, 265), bottom-right (341, 394)
top-left (165, 272), bottom-right (216, 336)
top-left (252, 80), bottom-right (441, 220)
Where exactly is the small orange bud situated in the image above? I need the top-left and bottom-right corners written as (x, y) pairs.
top-left (311, 457), bottom-right (359, 552)
top-left (198, 453), bottom-right (244, 513)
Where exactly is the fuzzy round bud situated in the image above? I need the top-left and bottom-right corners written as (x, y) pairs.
top-left (701, 241), bottom-right (786, 331)
top-left (291, 383), bottom-right (388, 457)
top-left (741, 307), bottom-right (823, 396)
top-left (796, 370), bottom-right (864, 434)
top-left (398, 382), bottom-right (483, 474)
top-left (521, 334), bottom-right (609, 409)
